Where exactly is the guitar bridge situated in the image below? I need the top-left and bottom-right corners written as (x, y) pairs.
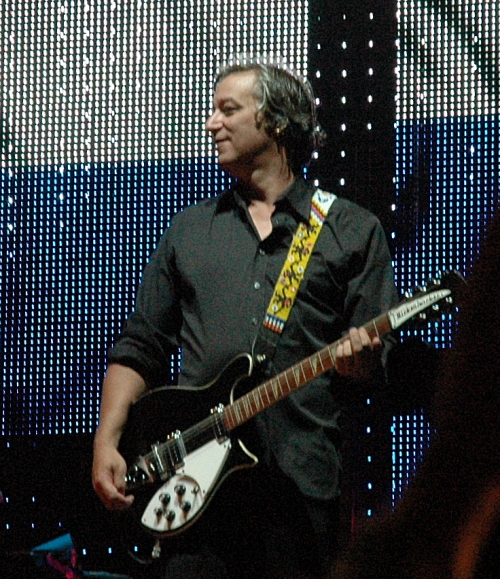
top-left (125, 455), bottom-right (156, 489)
top-left (152, 430), bottom-right (186, 481)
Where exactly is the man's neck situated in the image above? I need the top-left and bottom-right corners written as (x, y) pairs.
top-left (241, 165), bottom-right (295, 206)
top-left (243, 170), bottom-right (296, 240)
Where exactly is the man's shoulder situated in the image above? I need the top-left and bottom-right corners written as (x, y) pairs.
top-left (170, 189), bottom-right (234, 223)
top-left (328, 195), bottom-right (381, 224)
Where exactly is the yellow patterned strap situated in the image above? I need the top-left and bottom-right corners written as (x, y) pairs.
top-left (263, 188), bottom-right (337, 334)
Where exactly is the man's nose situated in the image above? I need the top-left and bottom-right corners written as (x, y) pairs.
top-left (206, 111), bottom-right (222, 133)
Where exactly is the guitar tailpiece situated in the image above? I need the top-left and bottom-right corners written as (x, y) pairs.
top-left (152, 539), bottom-right (161, 559)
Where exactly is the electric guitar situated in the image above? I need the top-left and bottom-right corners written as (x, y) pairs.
top-left (118, 271), bottom-right (464, 558)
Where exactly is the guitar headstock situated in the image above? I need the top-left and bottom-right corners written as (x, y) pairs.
top-left (390, 270), bottom-right (466, 330)
top-left (409, 270), bottom-right (466, 295)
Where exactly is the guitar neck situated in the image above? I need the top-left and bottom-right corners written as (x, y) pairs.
top-left (222, 313), bottom-right (391, 432)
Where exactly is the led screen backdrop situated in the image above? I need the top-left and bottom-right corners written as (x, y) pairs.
top-left (1, 0), bottom-right (498, 470)
top-left (394, 0), bottom-right (499, 343)
top-left (391, 0), bottom-right (499, 505)
top-left (0, 1), bottom-right (310, 436)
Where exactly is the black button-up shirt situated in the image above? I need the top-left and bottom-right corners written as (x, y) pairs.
top-left (110, 178), bottom-right (398, 499)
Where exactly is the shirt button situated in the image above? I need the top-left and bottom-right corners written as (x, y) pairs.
top-left (251, 317), bottom-right (258, 326)
top-left (259, 248), bottom-right (266, 255)
top-left (254, 281), bottom-right (261, 290)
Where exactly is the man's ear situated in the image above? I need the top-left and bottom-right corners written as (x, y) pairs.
top-left (274, 119), bottom-right (289, 137)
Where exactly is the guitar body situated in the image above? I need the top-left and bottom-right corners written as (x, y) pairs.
top-left (118, 353), bottom-right (260, 558)
top-left (113, 271), bottom-right (463, 561)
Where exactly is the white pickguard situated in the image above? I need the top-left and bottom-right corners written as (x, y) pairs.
top-left (141, 437), bottom-right (232, 535)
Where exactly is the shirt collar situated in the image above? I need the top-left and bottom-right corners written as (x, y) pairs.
top-left (229, 178), bottom-right (316, 223)
top-left (277, 178), bottom-right (316, 223)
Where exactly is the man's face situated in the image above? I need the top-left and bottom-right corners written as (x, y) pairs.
top-left (206, 71), bottom-right (276, 176)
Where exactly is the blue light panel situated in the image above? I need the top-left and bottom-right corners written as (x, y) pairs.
top-left (391, 411), bottom-right (433, 507)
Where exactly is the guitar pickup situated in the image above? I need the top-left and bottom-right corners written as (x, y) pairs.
top-left (210, 404), bottom-right (228, 442)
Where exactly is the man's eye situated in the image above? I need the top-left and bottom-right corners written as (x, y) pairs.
top-left (223, 107), bottom-right (236, 115)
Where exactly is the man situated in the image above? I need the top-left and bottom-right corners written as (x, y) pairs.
top-left (92, 58), bottom-right (398, 579)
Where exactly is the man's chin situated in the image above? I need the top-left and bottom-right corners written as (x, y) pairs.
top-left (216, 156), bottom-right (235, 173)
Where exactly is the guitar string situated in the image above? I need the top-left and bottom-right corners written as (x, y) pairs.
top-left (143, 340), bottom-right (341, 471)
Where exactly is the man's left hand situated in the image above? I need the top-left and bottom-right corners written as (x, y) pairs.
top-left (335, 327), bottom-right (382, 381)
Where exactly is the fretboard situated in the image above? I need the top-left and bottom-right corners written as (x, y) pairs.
top-left (223, 313), bottom-right (391, 432)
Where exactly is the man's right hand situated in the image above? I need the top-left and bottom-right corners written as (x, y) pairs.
top-left (91, 364), bottom-right (147, 510)
top-left (92, 440), bottom-right (135, 510)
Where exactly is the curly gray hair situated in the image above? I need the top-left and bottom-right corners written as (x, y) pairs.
top-left (215, 55), bottom-right (325, 175)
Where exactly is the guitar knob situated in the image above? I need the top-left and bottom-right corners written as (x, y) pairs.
top-left (160, 493), bottom-right (171, 505)
top-left (175, 484), bottom-right (186, 496)
top-left (166, 510), bottom-right (176, 522)
top-left (181, 501), bottom-right (191, 513)
top-left (154, 508), bottom-right (163, 519)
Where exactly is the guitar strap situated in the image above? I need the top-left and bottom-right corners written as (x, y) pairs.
top-left (253, 188), bottom-right (337, 365)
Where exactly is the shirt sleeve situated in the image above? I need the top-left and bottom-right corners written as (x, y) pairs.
top-left (344, 215), bottom-right (399, 330)
top-left (108, 227), bottom-right (182, 388)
